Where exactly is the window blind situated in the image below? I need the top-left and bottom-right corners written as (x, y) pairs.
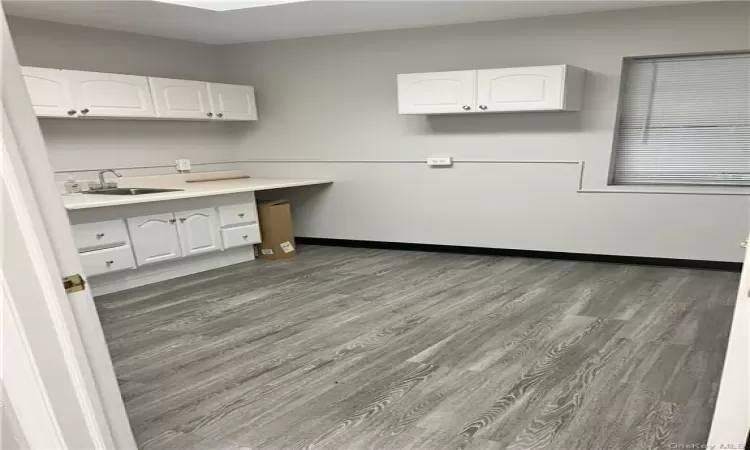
top-left (612, 52), bottom-right (750, 186)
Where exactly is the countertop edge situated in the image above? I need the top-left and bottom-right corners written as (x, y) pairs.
top-left (63, 179), bottom-right (333, 211)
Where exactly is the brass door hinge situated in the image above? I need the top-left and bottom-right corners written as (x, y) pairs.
top-left (62, 274), bottom-right (86, 294)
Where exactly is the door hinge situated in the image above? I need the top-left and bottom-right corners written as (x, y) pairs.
top-left (62, 274), bottom-right (86, 294)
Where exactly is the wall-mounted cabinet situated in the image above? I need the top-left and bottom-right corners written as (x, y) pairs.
top-left (397, 65), bottom-right (585, 114)
top-left (21, 67), bottom-right (258, 121)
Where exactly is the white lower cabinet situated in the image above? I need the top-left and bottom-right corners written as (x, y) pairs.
top-left (222, 224), bottom-right (262, 249)
top-left (127, 213), bottom-right (182, 266)
top-left (73, 200), bottom-right (260, 278)
top-left (175, 208), bottom-right (223, 256)
top-left (72, 219), bottom-right (130, 252)
top-left (80, 246), bottom-right (136, 276)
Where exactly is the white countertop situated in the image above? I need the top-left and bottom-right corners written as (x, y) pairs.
top-left (61, 171), bottom-right (332, 210)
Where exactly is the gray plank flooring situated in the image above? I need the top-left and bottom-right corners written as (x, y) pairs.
top-left (95, 245), bottom-right (740, 450)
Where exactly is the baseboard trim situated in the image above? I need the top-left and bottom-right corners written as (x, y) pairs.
top-left (296, 237), bottom-right (742, 271)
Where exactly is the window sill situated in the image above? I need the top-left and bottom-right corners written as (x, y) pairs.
top-left (580, 185), bottom-right (750, 196)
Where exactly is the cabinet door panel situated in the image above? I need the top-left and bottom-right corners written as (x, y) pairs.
top-left (67, 70), bottom-right (156, 118)
top-left (149, 77), bottom-right (212, 119)
top-left (127, 213), bottom-right (181, 266)
top-left (477, 66), bottom-right (564, 112)
top-left (175, 208), bottom-right (222, 256)
top-left (21, 67), bottom-right (75, 117)
top-left (207, 83), bottom-right (258, 121)
top-left (397, 70), bottom-right (476, 114)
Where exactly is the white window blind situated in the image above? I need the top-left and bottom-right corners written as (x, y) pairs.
top-left (612, 52), bottom-right (750, 186)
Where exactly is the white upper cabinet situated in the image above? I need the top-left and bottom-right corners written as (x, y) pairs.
top-left (127, 213), bottom-right (182, 266)
top-left (175, 208), bottom-right (223, 256)
top-left (208, 83), bottom-right (258, 121)
top-left (21, 67), bottom-right (76, 117)
top-left (21, 67), bottom-right (258, 121)
top-left (66, 70), bottom-right (156, 118)
top-left (397, 65), bottom-right (585, 114)
top-left (149, 77), bottom-right (213, 119)
top-left (397, 70), bottom-right (477, 114)
top-left (477, 65), bottom-right (584, 112)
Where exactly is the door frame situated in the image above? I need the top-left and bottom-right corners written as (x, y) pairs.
top-left (2, 7), bottom-right (137, 449)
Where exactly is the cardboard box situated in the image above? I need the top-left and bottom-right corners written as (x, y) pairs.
top-left (256, 200), bottom-right (297, 260)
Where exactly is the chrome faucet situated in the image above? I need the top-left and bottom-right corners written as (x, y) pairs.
top-left (94, 169), bottom-right (122, 190)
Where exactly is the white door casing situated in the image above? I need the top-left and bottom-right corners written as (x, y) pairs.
top-left (397, 70), bottom-right (477, 114)
top-left (175, 208), bottom-right (223, 256)
top-left (20, 67), bottom-right (75, 118)
top-left (2, 10), bottom-right (136, 449)
top-left (707, 226), bottom-right (750, 448)
top-left (207, 82), bottom-right (258, 120)
top-left (149, 77), bottom-right (213, 119)
top-left (476, 66), bottom-right (565, 112)
top-left (67, 70), bottom-right (156, 118)
top-left (127, 213), bottom-right (182, 265)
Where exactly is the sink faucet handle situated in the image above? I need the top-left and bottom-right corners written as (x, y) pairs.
top-left (95, 169), bottom-right (123, 190)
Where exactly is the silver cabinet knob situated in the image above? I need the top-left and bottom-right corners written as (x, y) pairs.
top-left (96, 233), bottom-right (105, 239)
top-left (67, 109), bottom-right (77, 116)
top-left (242, 235), bottom-right (248, 239)
top-left (479, 105), bottom-right (488, 110)
top-left (462, 105), bottom-right (471, 111)
top-left (105, 260), bottom-right (114, 266)
top-left (80, 108), bottom-right (90, 114)
top-left (238, 213), bottom-right (245, 218)
top-left (179, 218), bottom-right (186, 223)
top-left (217, 113), bottom-right (224, 118)
top-left (207, 112), bottom-right (213, 117)
top-left (169, 219), bottom-right (176, 224)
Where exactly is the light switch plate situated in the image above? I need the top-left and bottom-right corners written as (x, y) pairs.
top-left (427, 156), bottom-right (453, 167)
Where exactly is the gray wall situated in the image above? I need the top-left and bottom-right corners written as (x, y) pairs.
top-left (7, 16), bottom-right (238, 180)
top-left (224, 2), bottom-right (750, 262)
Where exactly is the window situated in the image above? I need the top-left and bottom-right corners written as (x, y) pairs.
top-left (611, 52), bottom-right (750, 186)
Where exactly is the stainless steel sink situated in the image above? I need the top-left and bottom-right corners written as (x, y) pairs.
top-left (83, 188), bottom-right (184, 196)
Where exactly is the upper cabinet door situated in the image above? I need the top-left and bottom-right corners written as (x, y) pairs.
top-left (476, 66), bottom-right (566, 112)
top-left (397, 70), bottom-right (477, 114)
top-left (149, 77), bottom-right (213, 120)
top-left (126, 213), bottom-right (182, 266)
top-left (66, 70), bottom-right (156, 118)
top-left (175, 208), bottom-right (222, 257)
top-left (207, 83), bottom-right (258, 121)
top-left (21, 67), bottom-right (76, 117)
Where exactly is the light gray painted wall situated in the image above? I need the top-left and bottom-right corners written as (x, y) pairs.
top-left (7, 16), bottom-right (238, 180)
top-left (224, 2), bottom-right (750, 262)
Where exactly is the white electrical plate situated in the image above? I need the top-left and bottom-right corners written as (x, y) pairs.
top-left (427, 157), bottom-right (453, 167)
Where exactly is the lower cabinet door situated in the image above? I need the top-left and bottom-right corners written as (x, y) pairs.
top-left (80, 245), bottom-right (136, 276)
top-left (221, 223), bottom-right (262, 249)
top-left (175, 208), bottom-right (223, 256)
top-left (127, 213), bottom-right (182, 266)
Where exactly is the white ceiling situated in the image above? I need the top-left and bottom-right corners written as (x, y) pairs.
top-left (4, 0), bottom-right (699, 45)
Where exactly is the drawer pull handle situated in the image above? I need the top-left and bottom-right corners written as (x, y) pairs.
top-left (242, 235), bottom-right (248, 239)
top-left (105, 260), bottom-right (114, 266)
top-left (96, 233), bottom-right (105, 238)
top-left (169, 219), bottom-right (177, 224)
top-left (179, 218), bottom-right (186, 223)
top-left (238, 213), bottom-right (245, 218)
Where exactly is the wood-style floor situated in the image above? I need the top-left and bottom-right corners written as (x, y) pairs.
top-left (96, 245), bottom-right (739, 450)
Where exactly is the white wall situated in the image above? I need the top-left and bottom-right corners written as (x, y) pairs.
top-left (7, 17), bottom-right (238, 180)
top-left (223, 2), bottom-right (750, 262)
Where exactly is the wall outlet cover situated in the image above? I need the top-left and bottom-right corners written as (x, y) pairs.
top-left (427, 157), bottom-right (453, 167)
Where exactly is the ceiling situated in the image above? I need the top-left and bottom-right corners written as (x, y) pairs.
top-left (4, 0), bottom-right (699, 45)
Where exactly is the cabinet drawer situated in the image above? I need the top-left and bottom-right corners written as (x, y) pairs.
top-left (218, 202), bottom-right (258, 228)
top-left (221, 224), bottom-right (261, 249)
top-left (80, 245), bottom-right (136, 277)
top-left (72, 220), bottom-right (130, 252)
